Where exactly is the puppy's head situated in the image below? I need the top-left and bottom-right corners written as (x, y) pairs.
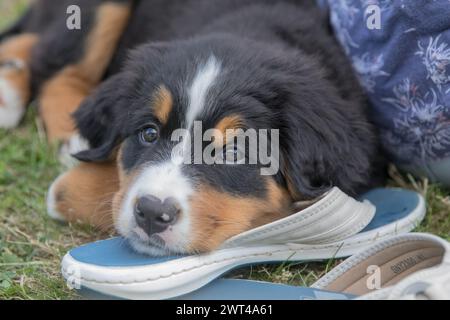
top-left (74, 36), bottom-right (377, 255)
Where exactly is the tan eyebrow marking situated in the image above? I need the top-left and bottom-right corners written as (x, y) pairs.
top-left (213, 114), bottom-right (244, 147)
top-left (152, 85), bottom-right (173, 125)
top-left (215, 115), bottom-right (244, 135)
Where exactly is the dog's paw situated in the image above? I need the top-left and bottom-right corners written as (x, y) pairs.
top-left (0, 73), bottom-right (26, 129)
top-left (46, 174), bottom-right (68, 222)
top-left (58, 133), bottom-right (90, 168)
top-left (45, 162), bottom-right (119, 230)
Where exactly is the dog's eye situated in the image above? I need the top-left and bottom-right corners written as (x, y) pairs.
top-left (139, 126), bottom-right (159, 145)
top-left (223, 144), bottom-right (244, 164)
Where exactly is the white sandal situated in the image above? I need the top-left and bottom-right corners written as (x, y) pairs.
top-left (61, 187), bottom-right (426, 300)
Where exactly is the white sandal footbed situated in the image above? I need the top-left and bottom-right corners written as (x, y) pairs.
top-left (312, 233), bottom-right (450, 297)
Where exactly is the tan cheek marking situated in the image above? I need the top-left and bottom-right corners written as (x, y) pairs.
top-left (281, 157), bottom-right (304, 201)
top-left (188, 179), bottom-right (292, 253)
top-left (152, 86), bottom-right (173, 125)
top-left (53, 161), bottom-right (120, 231)
top-left (112, 145), bottom-right (140, 224)
top-left (39, 2), bottom-right (131, 142)
top-left (0, 34), bottom-right (38, 104)
top-left (251, 179), bottom-right (293, 227)
top-left (116, 145), bottom-right (126, 183)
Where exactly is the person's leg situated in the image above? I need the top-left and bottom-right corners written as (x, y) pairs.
top-left (322, 0), bottom-right (450, 186)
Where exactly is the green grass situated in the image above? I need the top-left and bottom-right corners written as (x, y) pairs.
top-left (0, 110), bottom-right (107, 299)
top-left (1, 1), bottom-right (449, 300)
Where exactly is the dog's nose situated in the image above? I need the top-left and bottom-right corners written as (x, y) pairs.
top-left (134, 195), bottom-right (180, 235)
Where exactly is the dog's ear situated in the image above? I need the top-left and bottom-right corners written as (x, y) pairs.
top-left (72, 73), bottom-right (127, 162)
top-left (72, 42), bottom-right (172, 163)
top-left (277, 70), bottom-right (380, 200)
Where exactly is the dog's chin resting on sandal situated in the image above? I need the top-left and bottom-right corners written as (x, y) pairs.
top-left (46, 1), bottom-right (385, 256)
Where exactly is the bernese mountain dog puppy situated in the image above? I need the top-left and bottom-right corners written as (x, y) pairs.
top-left (3, 0), bottom-right (385, 255)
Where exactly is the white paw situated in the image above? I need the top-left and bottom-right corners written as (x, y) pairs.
top-left (0, 77), bottom-right (25, 129)
top-left (46, 175), bottom-right (67, 222)
top-left (58, 133), bottom-right (90, 168)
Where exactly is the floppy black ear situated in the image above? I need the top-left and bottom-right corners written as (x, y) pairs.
top-left (72, 73), bottom-right (128, 162)
top-left (278, 76), bottom-right (382, 200)
top-left (73, 42), bottom-right (173, 162)
top-left (72, 138), bottom-right (120, 163)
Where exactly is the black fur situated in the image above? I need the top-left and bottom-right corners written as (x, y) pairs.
top-left (74, 0), bottom-right (385, 199)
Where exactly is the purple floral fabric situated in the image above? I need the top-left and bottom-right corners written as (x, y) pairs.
top-left (320, 0), bottom-right (450, 169)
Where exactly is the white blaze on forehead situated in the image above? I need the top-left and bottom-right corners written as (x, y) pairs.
top-left (186, 56), bottom-right (221, 129)
top-left (172, 55), bottom-right (222, 164)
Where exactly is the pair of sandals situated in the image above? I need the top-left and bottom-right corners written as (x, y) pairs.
top-left (61, 187), bottom-right (450, 300)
